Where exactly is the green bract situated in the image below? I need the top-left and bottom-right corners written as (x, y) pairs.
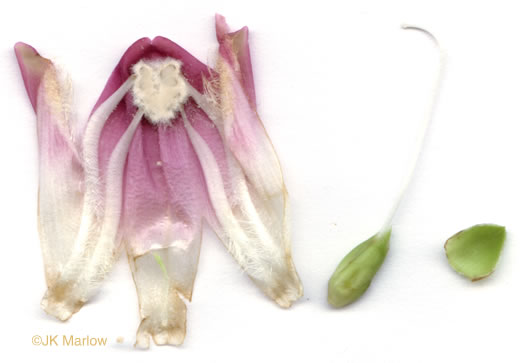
top-left (328, 228), bottom-right (391, 308)
top-left (444, 224), bottom-right (506, 281)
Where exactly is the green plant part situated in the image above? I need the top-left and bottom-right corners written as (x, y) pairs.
top-left (444, 224), bottom-right (506, 281)
top-left (327, 24), bottom-right (445, 308)
top-left (152, 253), bottom-right (169, 280)
top-left (328, 228), bottom-right (391, 308)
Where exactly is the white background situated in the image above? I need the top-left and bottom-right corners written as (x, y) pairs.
top-left (1, 0), bottom-right (524, 362)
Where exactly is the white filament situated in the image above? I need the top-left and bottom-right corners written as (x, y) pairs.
top-left (60, 78), bottom-right (135, 278)
top-left (182, 109), bottom-right (280, 278)
top-left (55, 76), bottom-right (134, 280)
top-left (82, 109), bottom-right (144, 286)
top-left (187, 84), bottom-right (221, 122)
top-left (381, 25), bottom-right (446, 233)
top-left (181, 111), bottom-right (248, 256)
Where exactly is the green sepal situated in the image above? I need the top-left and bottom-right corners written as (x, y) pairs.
top-left (445, 224), bottom-right (506, 281)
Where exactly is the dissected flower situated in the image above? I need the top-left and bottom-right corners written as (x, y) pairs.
top-left (445, 224), bottom-right (506, 281)
top-left (16, 14), bottom-right (302, 347)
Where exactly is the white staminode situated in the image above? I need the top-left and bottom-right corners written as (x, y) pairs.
top-left (132, 58), bottom-right (189, 124)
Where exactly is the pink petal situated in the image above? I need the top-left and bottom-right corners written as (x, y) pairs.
top-left (215, 14), bottom-right (256, 106)
top-left (126, 123), bottom-right (205, 347)
top-left (94, 37), bottom-right (214, 347)
top-left (15, 42), bottom-right (51, 112)
top-left (183, 99), bottom-right (303, 308)
top-left (15, 43), bottom-right (84, 288)
top-left (126, 123), bottom-right (202, 346)
top-left (214, 16), bottom-right (283, 197)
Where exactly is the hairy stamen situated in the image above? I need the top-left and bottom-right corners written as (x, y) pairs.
top-left (131, 58), bottom-right (189, 125)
